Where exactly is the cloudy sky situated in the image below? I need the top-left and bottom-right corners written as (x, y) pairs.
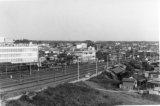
top-left (0, 0), bottom-right (159, 41)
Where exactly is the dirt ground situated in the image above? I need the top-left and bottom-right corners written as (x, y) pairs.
top-left (84, 81), bottom-right (160, 105)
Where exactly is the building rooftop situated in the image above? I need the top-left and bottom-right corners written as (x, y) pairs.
top-left (148, 79), bottom-right (160, 85)
top-left (0, 43), bottom-right (38, 47)
top-left (110, 66), bottom-right (125, 74)
top-left (122, 77), bottom-right (136, 82)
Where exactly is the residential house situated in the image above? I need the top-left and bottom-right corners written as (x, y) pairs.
top-left (146, 71), bottom-right (160, 95)
top-left (132, 74), bottom-right (147, 90)
top-left (120, 77), bottom-right (137, 90)
top-left (146, 71), bottom-right (160, 79)
top-left (147, 78), bottom-right (160, 95)
top-left (110, 65), bottom-right (125, 74)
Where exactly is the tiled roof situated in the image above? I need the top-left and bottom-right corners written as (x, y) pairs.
top-left (133, 74), bottom-right (146, 82)
top-left (111, 66), bottom-right (125, 74)
top-left (122, 77), bottom-right (136, 82)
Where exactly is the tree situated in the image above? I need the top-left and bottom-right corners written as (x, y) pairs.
top-left (14, 39), bottom-right (30, 44)
top-left (39, 50), bottom-right (45, 57)
top-left (84, 40), bottom-right (95, 47)
top-left (96, 51), bottom-right (110, 62)
top-left (142, 61), bottom-right (154, 71)
top-left (129, 60), bottom-right (141, 69)
top-left (96, 51), bottom-right (103, 60)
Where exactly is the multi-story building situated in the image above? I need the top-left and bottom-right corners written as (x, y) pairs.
top-left (74, 46), bottom-right (96, 62)
top-left (0, 43), bottom-right (39, 64)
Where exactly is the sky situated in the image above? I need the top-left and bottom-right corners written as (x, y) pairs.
top-left (0, 0), bottom-right (159, 41)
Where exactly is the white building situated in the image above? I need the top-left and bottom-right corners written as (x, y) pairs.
top-left (0, 44), bottom-right (39, 64)
top-left (75, 46), bottom-right (96, 62)
top-left (76, 43), bottom-right (87, 49)
top-left (0, 37), bottom-right (5, 43)
top-left (0, 37), bottom-right (13, 43)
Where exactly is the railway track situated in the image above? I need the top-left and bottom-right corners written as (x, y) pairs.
top-left (1, 69), bottom-right (104, 100)
top-left (0, 62), bottom-right (106, 80)
top-left (0, 64), bottom-right (105, 100)
top-left (1, 65), bottom-right (104, 89)
top-left (0, 63), bottom-right (105, 85)
top-left (2, 67), bottom-right (102, 93)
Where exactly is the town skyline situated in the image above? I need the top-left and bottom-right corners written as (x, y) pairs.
top-left (0, 0), bottom-right (159, 41)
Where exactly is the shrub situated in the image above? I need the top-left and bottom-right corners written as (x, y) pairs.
top-left (6, 82), bottom-right (122, 106)
top-left (141, 94), bottom-right (160, 103)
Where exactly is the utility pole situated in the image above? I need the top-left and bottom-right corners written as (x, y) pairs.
top-left (20, 63), bottom-right (22, 77)
top-left (96, 58), bottom-right (98, 75)
top-left (106, 55), bottom-right (108, 69)
top-left (37, 46), bottom-right (40, 84)
top-left (118, 53), bottom-right (120, 64)
top-left (29, 62), bottom-right (31, 75)
top-left (133, 49), bottom-right (135, 60)
top-left (5, 65), bottom-right (7, 76)
top-left (77, 58), bottom-right (80, 81)
top-left (65, 63), bottom-right (66, 75)
top-left (37, 62), bottom-right (40, 84)
top-left (107, 55), bottom-right (110, 69)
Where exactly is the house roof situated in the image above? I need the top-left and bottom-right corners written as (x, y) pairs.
top-left (122, 77), bottom-right (136, 82)
top-left (149, 71), bottom-right (160, 75)
top-left (133, 74), bottom-right (146, 82)
top-left (134, 69), bottom-right (141, 72)
top-left (148, 79), bottom-right (160, 85)
top-left (154, 67), bottom-right (160, 72)
top-left (111, 66), bottom-right (125, 74)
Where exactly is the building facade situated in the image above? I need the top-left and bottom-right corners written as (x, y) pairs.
top-left (76, 43), bottom-right (87, 49)
top-left (75, 46), bottom-right (96, 62)
top-left (0, 44), bottom-right (39, 64)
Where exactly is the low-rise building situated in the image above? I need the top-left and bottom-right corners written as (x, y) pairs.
top-left (147, 79), bottom-right (160, 95)
top-left (146, 71), bottom-right (160, 79)
top-left (120, 77), bottom-right (137, 90)
top-left (110, 65), bottom-right (125, 74)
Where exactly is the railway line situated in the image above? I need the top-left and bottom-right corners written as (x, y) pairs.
top-left (0, 62), bottom-right (106, 84)
top-left (0, 62), bottom-right (105, 79)
top-left (0, 62), bottom-right (105, 83)
top-left (2, 67), bottom-right (102, 93)
top-left (0, 63), bottom-right (106, 100)
top-left (1, 65), bottom-right (104, 89)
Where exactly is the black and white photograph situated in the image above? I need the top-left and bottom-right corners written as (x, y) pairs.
top-left (0, 0), bottom-right (159, 106)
